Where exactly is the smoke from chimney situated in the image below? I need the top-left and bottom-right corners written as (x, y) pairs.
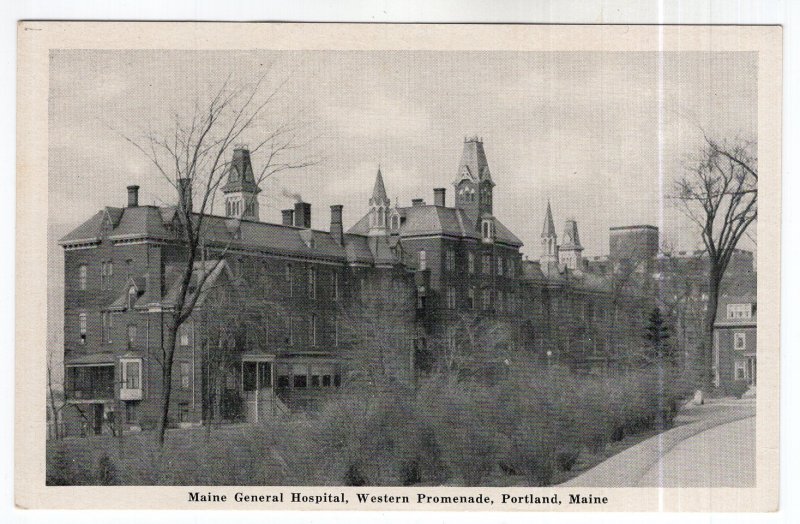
top-left (281, 188), bottom-right (304, 203)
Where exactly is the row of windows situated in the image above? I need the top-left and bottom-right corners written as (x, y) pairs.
top-left (419, 249), bottom-right (520, 276)
top-left (727, 303), bottom-right (755, 320)
top-left (77, 260), bottom-right (136, 291)
top-left (444, 287), bottom-right (520, 312)
top-left (242, 362), bottom-right (341, 391)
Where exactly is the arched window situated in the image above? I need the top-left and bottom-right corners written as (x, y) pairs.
top-left (391, 215), bottom-right (400, 230)
top-left (378, 207), bottom-right (385, 227)
top-left (128, 285), bottom-right (137, 309)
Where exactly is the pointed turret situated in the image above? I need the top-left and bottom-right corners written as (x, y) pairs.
top-left (540, 200), bottom-right (559, 268)
top-left (559, 218), bottom-right (584, 269)
top-left (222, 146), bottom-right (261, 221)
top-left (541, 200), bottom-right (556, 238)
top-left (453, 137), bottom-right (494, 229)
top-left (368, 167), bottom-right (390, 236)
top-left (370, 167), bottom-right (390, 206)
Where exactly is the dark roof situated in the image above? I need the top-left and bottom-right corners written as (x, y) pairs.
top-left (370, 168), bottom-right (389, 204)
top-left (454, 137), bottom-right (493, 186)
top-left (221, 148), bottom-right (260, 194)
top-left (348, 204), bottom-right (523, 247)
top-left (61, 205), bottom-right (381, 263)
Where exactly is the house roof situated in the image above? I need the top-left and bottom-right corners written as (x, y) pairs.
top-left (347, 204), bottom-right (523, 247)
top-left (454, 137), bottom-right (493, 186)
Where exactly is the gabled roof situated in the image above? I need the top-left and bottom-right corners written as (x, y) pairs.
top-left (349, 204), bottom-right (523, 247)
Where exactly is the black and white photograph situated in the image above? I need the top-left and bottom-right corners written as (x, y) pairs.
top-left (14, 22), bottom-right (781, 512)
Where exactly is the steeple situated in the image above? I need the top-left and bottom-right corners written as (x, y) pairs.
top-left (453, 137), bottom-right (494, 229)
top-left (368, 167), bottom-right (390, 236)
top-left (541, 200), bottom-right (556, 238)
top-left (370, 167), bottom-right (389, 206)
top-left (222, 146), bottom-right (261, 221)
top-left (540, 200), bottom-right (559, 267)
top-left (559, 218), bottom-right (584, 269)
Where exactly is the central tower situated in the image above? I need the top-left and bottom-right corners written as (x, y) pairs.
top-left (222, 147), bottom-right (261, 221)
top-left (453, 136), bottom-right (494, 229)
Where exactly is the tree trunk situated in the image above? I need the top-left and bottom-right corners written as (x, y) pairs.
top-left (702, 265), bottom-right (722, 392)
top-left (157, 322), bottom-right (178, 446)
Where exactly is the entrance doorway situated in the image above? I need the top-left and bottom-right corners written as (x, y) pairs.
top-left (242, 359), bottom-right (275, 422)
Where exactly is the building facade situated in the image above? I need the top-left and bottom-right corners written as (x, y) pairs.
top-left (59, 138), bottom-right (756, 436)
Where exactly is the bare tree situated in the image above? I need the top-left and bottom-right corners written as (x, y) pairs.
top-left (121, 74), bottom-right (315, 445)
top-left (46, 352), bottom-right (66, 440)
top-left (672, 136), bottom-right (757, 389)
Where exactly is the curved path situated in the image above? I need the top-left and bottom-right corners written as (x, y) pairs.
top-left (562, 398), bottom-right (756, 487)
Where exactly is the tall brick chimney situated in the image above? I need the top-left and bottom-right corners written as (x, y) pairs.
top-left (330, 205), bottom-right (344, 245)
top-left (127, 185), bottom-right (140, 207)
top-left (282, 209), bottom-right (295, 226)
top-left (294, 202), bottom-right (311, 229)
top-left (433, 188), bottom-right (446, 207)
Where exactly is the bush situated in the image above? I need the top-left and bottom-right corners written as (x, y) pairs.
top-left (720, 380), bottom-right (750, 399)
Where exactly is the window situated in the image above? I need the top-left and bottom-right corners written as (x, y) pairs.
top-left (125, 402), bottom-right (136, 424)
top-left (310, 314), bottom-right (317, 347)
top-left (497, 257), bottom-right (504, 276)
top-left (308, 267), bottom-right (316, 299)
top-left (468, 287), bottom-right (475, 309)
top-left (180, 362), bottom-right (191, 389)
top-left (288, 317), bottom-right (294, 346)
top-left (482, 288), bottom-right (492, 310)
top-left (79, 312), bottom-right (87, 344)
top-left (127, 324), bottom-right (136, 349)
top-left (447, 287), bottom-right (456, 309)
top-left (446, 249), bottom-right (456, 271)
top-left (101, 261), bottom-right (113, 290)
top-left (417, 286), bottom-right (426, 309)
top-left (391, 214), bottom-right (400, 230)
top-left (276, 365), bottom-right (291, 389)
top-left (128, 286), bottom-right (137, 309)
top-left (293, 364), bottom-right (308, 388)
top-left (482, 219), bottom-right (494, 240)
top-left (482, 254), bottom-right (492, 275)
top-left (102, 311), bottom-right (113, 343)
top-left (333, 272), bottom-right (340, 301)
top-left (418, 250), bottom-right (427, 271)
top-left (179, 325), bottom-right (190, 346)
top-left (468, 252), bottom-right (475, 273)
top-left (333, 314), bottom-right (340, 347)
top-left (78, 265), bottom-right (87, 290)
top-left (727, 303), bottom-right (753, 319)
top-left (286, 264), bottom-right (293, 296)
top-left (734, 332), bottom-right (747, 350)
top-left (121, 359), bottom-right (141, 389)
top-left (735, 360), bottom-right (747, 380)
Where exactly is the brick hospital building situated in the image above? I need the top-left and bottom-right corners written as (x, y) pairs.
top-left (58, 137), bottom-right (755, 435)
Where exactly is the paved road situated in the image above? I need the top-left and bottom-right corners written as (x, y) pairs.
top-left (637, 416), bottom-right (755, 487)
top-left (562, 398), bottom-right (756, 487)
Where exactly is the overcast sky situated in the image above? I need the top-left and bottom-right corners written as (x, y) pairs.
top-left (49, 49), bottom-right (757, 258)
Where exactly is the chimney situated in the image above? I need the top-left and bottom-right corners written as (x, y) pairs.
top-left (178, 178), bottom-right (192, 213)
top-left (411, 198), bottom-right (425, 207)
top-left (127, 185), bottom-right (140, 207)
top-left (433, 188), bottom-right (446, 207)
top-left (330, 205), bottom-right (344, 246)
top-left (282, 209), bottom-right (295, 226)
top-left (294, 202), bottom-right (311, 229)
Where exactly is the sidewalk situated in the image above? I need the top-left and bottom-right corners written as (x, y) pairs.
top-left (561, 397), bottom-right (756, 487)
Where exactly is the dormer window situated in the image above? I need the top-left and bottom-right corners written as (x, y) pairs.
top-left (127, 286), bottom-right (137, 309)
top-left (482, 218), bottom-right (495, 242)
